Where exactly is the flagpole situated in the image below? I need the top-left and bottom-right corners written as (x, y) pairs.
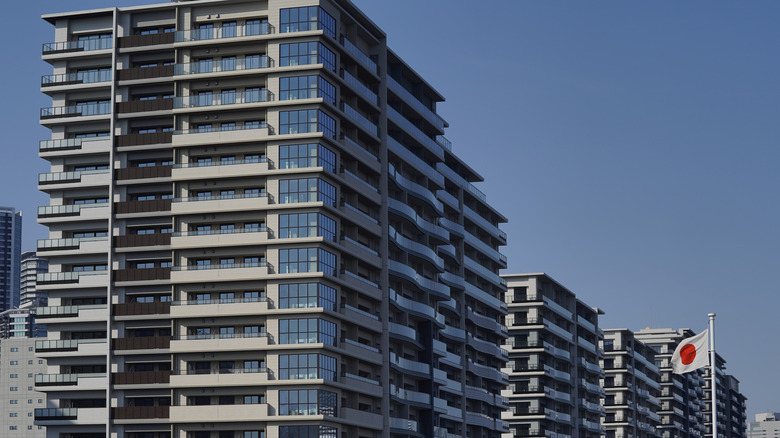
top-left (709, 313), bottom-right (717, 438)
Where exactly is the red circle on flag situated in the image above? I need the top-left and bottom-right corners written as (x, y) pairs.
top-left (680, 344), bottom-right (696, 365)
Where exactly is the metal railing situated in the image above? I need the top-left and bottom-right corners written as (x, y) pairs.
top-left (340, 37), bottom-right (377, 74)
top-left (173, 122), bottom-right (272, 135)
top-left (172, 192), bottom-right (270, 203)
top-left (172, 261), bottom-right (267, 271)
top-left (171, 226), bottom-right (268, 237)
top-left (43, 38), bottom-right (112, 54)
top-left (41, 70), bottom-right (112, 86)
top-left (174, 55), bottom-right (273, 75)
top-left (174, 90), bottom-right (274, 108)
top-left (41, 102), bottom-right (111, 118)
top-left (175, 22), bottom-right (274, 42)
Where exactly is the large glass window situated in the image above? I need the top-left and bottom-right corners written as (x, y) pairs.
top-left (279, 178), bottom-right (336, 206)
top-left (280, 6), bottom-right (336, 38)
top-left (280, 75), bottom-right (336, 105)
top-left (279, 109), bottom-right (336, 138)
top-left (278, 248), bottom-right (336, 275)
top-left (279, 213), bottom-right (336, 241)
top-left (279, 144), bottom-right (336, 172)
top-left (278, 389), bottom-right (337, 416)
top-left (279, 318), bottom-right (336, 346)
top-left (279, 427), bottom-right (337, 438)
top-left (279, 283), bottom-right (336, 310)
top-left (279, 353), bottom-right (336, 381)
top-left (279, 42), bottom-right (336, 71)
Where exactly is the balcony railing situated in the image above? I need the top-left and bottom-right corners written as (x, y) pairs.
top-left (172, 296), bottom-right (271, 306)
top-left (37, 236), bottom-right (107, 251)
top-left (38, 169), bottom-right (109, 185)
top-left (35, 338), bottom-right (106, 352)
top-left (172, 192), bottom-right (269, 203)
top-left (35, 373), bottom-right (106, 386)
top-left (117, 65), bottom-right (174, 81)
top-left (112, 406), bottom-right (169, 420)
top-left (171, 226), bottom-right (268, 237)
top-left (115, 165), bottom-right (172, 180)
top-left (35, 408), bottom-right (78, 420)
top-left (341, 70), bottom-right (378, 105)
top-left (41, 102), bottom-right (111, 119)
top-left (174, 56), bottom-right (273, 75)
top-left (174, 90), bottom-right (274, 108)
top-left (113, 336), bottom-right (170, 351)
top-left (115, 131), bottom-right (172, 147)
top-left (35, 304), bottom-right (106, 318)
top-left (116, 98), bottom-right (174, 114)
top-left (119, 32), bottom-right (175, 48)
top-left (36, 270), bottom-right (106, 284)
top-left (112, 370), bottom-right (171, 385)
top-left (174, 156), bottom-right (268, 169)
top-left (114, 199), bottom-right (172, 214)
top-left (42, 38), bottom-right (112, 54)
top-left (114, 268), bottom-right (172, 282)
top-left (174, 332), bottom-right (270, 341)
top-left (113, 301), bottom-right (171, 316)
top-left (173, 122), bottom-right (272, 136)
top-left (114, 233), bottom-right (171, 248)
top-left (341, 101), bottom-right (378, 136)
top-left (41, 70), bottom-right (112, 87)
top-left (175, 22), bottom-right (274, 42)
top-left (172, 261), bottom-right (267, 271)
top-left (39, 137), bottom-right (104, 152)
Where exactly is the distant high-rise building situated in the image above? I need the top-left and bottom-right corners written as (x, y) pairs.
top-left (502, 273), bottom-right (605, 438)
top-left (34, 0), bottom-right (509, 436)
top-left (20, 251), bottom-right (49, 309)
top-left (0, 206), bottom-right (22, 311)
top-left (0, 337), bottom-right (47, 438)
top-left (702, 356), bottom-right (747, 438)
top-left (748, 413), bottom-right (780, 438)
top-left (601, 328), bottom-right (662, 438)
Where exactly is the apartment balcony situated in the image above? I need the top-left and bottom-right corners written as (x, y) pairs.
top-left (467, 332), bottom-right (508, 359)
top-left (466, 411), bottom-right (508, 432)
top-left (340, 235), bottom-right (381, 264)
top-left (38, 169), bottom-right (110, 190)
top-left (170, 227), bottom-right (272, 250)
top-left (170, 261), bottom-right (270, 284)
top-left (463, 255), bottom-right (505, 289)
top-left (35, 373), bottom-right (107, 391)
top-left (35, 304), bottom-right (107, 325)
top-left (112, 370), bottom-right (171, 386)
top-left (118, 32), bottom-right (175, 48)
top-left (463, 204), bottom-right (505, 243)
top-left (35, 338), bottom-right (107, 357)
top-left (113, 301), bottom-right (171, 317)
top-left (341, 338), bottom-right (382, 364)
top-left (170, 332), bottom-right (272, 354)
top-left (175, 22), bottom-right (273, 44)
top-left (463, 230), bottom-right (507, 267)
top-left (40, 102), bottom-right (111, 121)
top-left (339, 36), bottom-right (378, 75)
top-left (115, 131), bottom-right (172, 147)
top-left (172, 123), bottom-right (273, 147)
top-left (388, 260), bottom-right (449, 299)
top-left (115, 164), bottom-right (172, 181)
top-left (170, 368), bottom-right (270, 388)
top-left (42, 38), bottom-right (112, 55)
top-left (114, 232), bottom-right (171, 248)
top-left (388, 226), bottom-right (444, 271)
top-left (467, 359), bottom-right (508, 383)
top-left (114, 199), bottom-right (172, 215)
top-left (464, 282), bottom-right (507, 313)
top-left (35, 407), bottom-right (108, 425)
top-left (170, 296), bottom-right (271, 319)
top-left (113, 406), bottom-right (169, 420)
top-left (169, 403), bottom-right (269, 423)
top-left (39, 136), bottom-right (111, 156)
top-left (390, 383), bottom-right (431, 407)
top-left (41, 70), bottom-right (111, 88)
top-left (389, 289), bottom-right (443, 327)
top-left (173, 90), bottom-right (274, 112)
top-left (36, 236), bottom-right (109, 256)
top-left (341, 69), bottom-right (378, 106)
top-left (172, 157), bottom-right (271, 181)
top-left (389, 417), bottom-right (418, 434)
top-left (38, 203), bottom-right (109, 224)
top-left (388, 163), bottom-right (443, 214)
top-left (465, 384), bottom-right (507, 407)
top-left (387, 106), bottom-right (446, 159)
top-left (339, 203), bottom-right (381, 234)
top-left (117, 65), bottom-right (174, 82)
top-left (341, 101), bottom-right (379, 137)
top-left (387, 76), bottom-right (445, 131)
top-left (173, 56), bottom-right (273, 77)
top-left (467, 306), bottom-right (508, 336)
top-left (341, 135), bottom-right (380, 167)
top-left (116, 98), bottom-right (174, 114)
top-left (114, 268), bottom-right (171, 283)
top-left (36, 271), bottom-right (108, 289)
top-left (112, 336), bottom-right (170, 352)
top-left (339, 270), bottom-right (382, 300)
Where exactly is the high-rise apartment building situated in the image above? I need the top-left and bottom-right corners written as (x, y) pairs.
top-left (748, 413), bottom-right (780, 438)
top-left (20, 251), bottom-right (49, 310)
top-left (701, 356), bottom-right (747, 438)
top-left (502, 273), bottom-right (605, 438)
top-left (0, 206), bottom-right (23, 312)
top-left (634, 328), bottom-right (747, 438)
top-left (635, 328), bottom-right (708, 438)
top-left (600, 329), bottom-right (662, 438)
top-left (35, 1), bottom-right (509, 437)
top-left (0, 337), bottom-right (47, 438)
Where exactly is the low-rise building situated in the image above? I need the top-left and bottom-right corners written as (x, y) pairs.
top-left (0, 337), bottom-right (47, 437)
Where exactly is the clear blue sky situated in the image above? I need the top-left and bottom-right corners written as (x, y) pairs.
top-left (1, 0), bottom-right (777, 418)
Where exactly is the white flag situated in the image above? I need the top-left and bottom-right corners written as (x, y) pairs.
top-left (671, 329), bottom-right (709, 374)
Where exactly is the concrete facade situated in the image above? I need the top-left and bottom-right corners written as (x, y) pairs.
top-left (748, 413), bottom-right (780, 438)
top-left (35, 1), bottom-right (509, 437)
top-left (0, 337), bottom-right (47, 437)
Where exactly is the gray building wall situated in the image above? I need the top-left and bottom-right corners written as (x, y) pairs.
top-left (0, 337), bottom-right (47, 437)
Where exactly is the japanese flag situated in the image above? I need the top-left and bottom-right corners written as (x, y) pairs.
top-left (671, 329), bottom-right (709, 374)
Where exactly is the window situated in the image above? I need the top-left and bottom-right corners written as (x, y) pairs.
top-left (279, 178), bottom-right (336, 206)
top-left (278, 248), bottom-right (336, 276)
top-left (280, 7), bottom-right (335, 38)
top-left (196, 23), bottom-right (214, 40)
top-left (245, 54), bottom-right (268, 69)
top-left (279, 42), bottom-right (335, 71)
top-left (10, 348), bottom-right (18, 352)
top-left (279, 213), bottom-right (336, 241)
top-left (278, 389), bottom-right (337, 416)
top-left (196, 58), bottom-right (213, 74)
top-left (243, 395), bottom-right (265, 404)
top-left (222, 21), bottom-right (237, 38)
top-left (279, 318), bottom-right (336, 346)
top-left (279, 426), bottom-right (337, 438)
top-left (279, 353), bottom-right (337, 381)
top-left (9, 387), bottom-right (18, 391)
top-left (280, 75), bottom-right (335, 104)
top-left (279, 283), bottom-right (336, 310)
top-left (279, 109), bottom-right (335, 138)
top-left (245, 18), bottom-right (269, 36)
top-left (9, 413), bottom-right (17, 417)
top-left (9, 361), bottom-right (18, 365)
top-left (222, 56), bottom-right (237, 71)
top-left (9, 374), bottom-right (17, 378)
top-left (279, 143), bottom-right (336, 171)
